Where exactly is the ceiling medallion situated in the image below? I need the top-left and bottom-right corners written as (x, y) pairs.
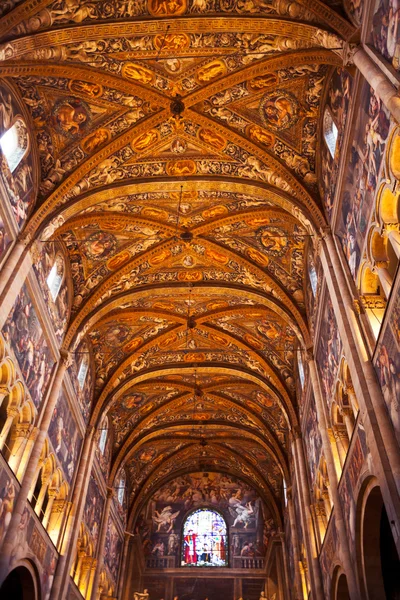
top-left (170, 93), bottom-right (185, 120)
top-left (260, 89), bottom-right (299, 132)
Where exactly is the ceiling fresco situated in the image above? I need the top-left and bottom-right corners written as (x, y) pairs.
top-left (0, 0), bottom-right (354, 526)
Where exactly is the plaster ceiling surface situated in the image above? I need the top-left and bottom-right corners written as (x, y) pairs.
top-left (0, 0), bottom-right (353, 523)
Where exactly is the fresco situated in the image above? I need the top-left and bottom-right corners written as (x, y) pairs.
top-left (370, 0), bottom-right (400, 70)
top-left (83, 474), bottom-right (105, 550)
top-left (0, 464), bottom-right (18, 546)
top-left (96, 425), bottom-right (111, 479)
top-left (137, 472), bottom-right (271, 567)
top-left (320, 68), bottom-right (352, 220)
top-left (316, 294), bottom-right (342, 405)
top-left (0, 212), bottom-right (11, 263)
top-left (104, 516), bottom-right (123, 582)
top-left (304, 393), bottom-right (322, 484)
top-left (0, 469), bottom-right (58, 600)
top-left (337, 81), bottom-right (390, 281)
top-left (48, 389), bottom-right (83, 484)
top-left (0, 81), bottom-right (36, 228)
top-left (2, 284), bottom-right (55, 410)
top-left (344, 0), bottom-right (364, 25)
top-left (33, 242), bottom-right (70, 342)
top-left (319, 515), bottom-right (337, 597)
top-left (338, 430), bottom-right (366, 547)
top-left (374, 282), bottom-right (400, 443)
top-left (69, 342), bottom-right (93, 424)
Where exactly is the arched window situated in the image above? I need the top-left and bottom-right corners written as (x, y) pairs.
top-left (77, 356), bottom-right (88, 389)
top-left (182, 508), bottom-right (227, 567)
top-left (117, 470), bottom-right (126, 505)
top-left (99, 417), bottom-right (108, 455)
top-left (308, 259), bottom-right (318, 298)
top-left (298, 352), bottom-right (305, 389)
top-left (0, 118), bottom-right (29, 173)
top-left (323, 108), bottom-right (338, 159)
top-left (46, 255), bottom-right (64, 301)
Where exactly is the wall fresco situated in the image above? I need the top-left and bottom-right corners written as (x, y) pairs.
top-left (337, 81), bottom-right (390, 281)
top-left (48, 388), bottom-right (83, 484)
top-left (2, 283), bottom-right (55, 410)
top-left (316, 294), bottom-right (342, 405)
top-left (0, 80), bottom-right (36, 229)
top-left (32, 242), bottom-right (70, 343)
top-left (69, 342), bottom-right (93, 424)
top-left (304, 393), bottom-right (323, 484)
top-left (370, 0), bottom-right (400, 70)
top-left (374, 281), bottom-right (400, 443)
top-left (320, 68), bottom-right (352, 220)
top-left (0, 212), bottom-right (11, 263)
top-left (83, 474), bottom-right (105, 550)
top-left (137, 472), bottom-right (272, 567)
top-left (319, 515), bottom-right (337, 597)
top-left (104, 516), bottom-right (123, 582)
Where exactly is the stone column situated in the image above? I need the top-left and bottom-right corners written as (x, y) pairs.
top-left (91, 488), bottom-right (114, 600)
top-left (0, 406), bottom-right (18, 450)
top-left (286, 487), bottom-right (305, 600)
top-left (387, 230), bottom-right (400, 259)
top-left (50, 426), bottom-right (96, 600)
top-left (7, 422), bottom-right (33, 475)
top-left (320, 233), bottom-right (400, 533)
top-left (352, 46), bottom-right (400, 123)
top-left (307, 354), bottom-right (360, 598)
top-left (117, 533), bottom-right (132, 599)
top-left (0, 234), bottom-right (30, 301)
top-left (0, 350), bottom-right (71, 585)
top-left (291, 432), bottom-right (324, 600)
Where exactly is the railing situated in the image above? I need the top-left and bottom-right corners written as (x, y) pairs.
top-left (232, 557), bottom-right (265, 569)
top-left (146, 556), bottom-right (265, 569)
top-left (146, 556), bottom-right (176, 569)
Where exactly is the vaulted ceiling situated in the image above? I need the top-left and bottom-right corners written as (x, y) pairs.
top-left (0, 0), bottom-right (354, 526)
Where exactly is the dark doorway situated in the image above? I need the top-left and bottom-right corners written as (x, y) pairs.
top-left (336, 573), bottom-right (350, 600)
top-left (362, 486), bottom-right (400, 599)
top-left (0, 566), bottom-right (37, 600)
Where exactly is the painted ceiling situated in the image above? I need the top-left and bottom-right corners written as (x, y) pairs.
top-left (0, 0), bottom-right (355, 526)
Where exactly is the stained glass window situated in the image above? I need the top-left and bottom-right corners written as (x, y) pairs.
top-left (181, 508), bottom-right (228, 567)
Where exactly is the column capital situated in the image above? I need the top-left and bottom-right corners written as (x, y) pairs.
top-left (106, 487), bottom-right (115, 499)
top-left (17, 229), bottom-right (33, 247)
top-left (341, 42), bottom-right (360, 66)
top-left (305, 347), bottom-right (314, 363)
top-left (59, 350), bottom-right (73, 369)
top-left (291, 426), bottom-right (302, 441)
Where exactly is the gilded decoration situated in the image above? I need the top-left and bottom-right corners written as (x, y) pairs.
top-left (0, 0), bottom-right (347, 526)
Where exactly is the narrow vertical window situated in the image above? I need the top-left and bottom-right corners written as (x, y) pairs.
top-left (117, 471), bottom-right (126, 505)
top-left (77, 356), bottom-right (88, 389)
top-left (46, 256), bottom-right (64, 301)
top-left (323, 107), bottom-right (338, 159)
top-left (99, 418), bottom-right (108, 454)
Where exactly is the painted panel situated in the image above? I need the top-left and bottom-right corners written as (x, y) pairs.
top-left (374, 283), bottom-right (400, 443)
top-left (68, 342), bottom-right (93, 424)
top-left (316, 293), bottom-right (342, 405)
top-left (0, 80), bottom-right (36, 229)
top-left (320, 68), bottom-right (353, 221)
top-left (32, 242), bottom-right (70, 343)
top-left (319, 515), bottom-right (337, 598)
top-left (370, 0), bottom-right (400, 70)
top-left (0, 210), bottom-right (11, 264)
top-left (0, 464), bottom-right (18, 547)
top-left (2, 283), bottom-right (55, 410)
top-left (338, 428), bottom-right (367, 549)
top-left (337, 80), bottom-right (390, 281)
top-left (83, 474), bottom-right (105, 551)
top-left (304, 393), bottom-right (323, 484)
top-left (137, 472), bottom-right (272, 567)
top-left (48, 388), bottom-right (83, 484)
top-left (104, 515), bottom-right (123, 582)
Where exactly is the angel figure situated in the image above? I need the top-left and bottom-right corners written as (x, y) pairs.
top-left (134, 589), bottom-right (149, 600)
top-left (230, 501), bottom-right (255, 528)
top-left (152, 505), bottom-right (180, 532)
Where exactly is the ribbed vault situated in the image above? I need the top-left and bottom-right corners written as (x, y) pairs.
top-left (0, 0), bottom-right (351, 526)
